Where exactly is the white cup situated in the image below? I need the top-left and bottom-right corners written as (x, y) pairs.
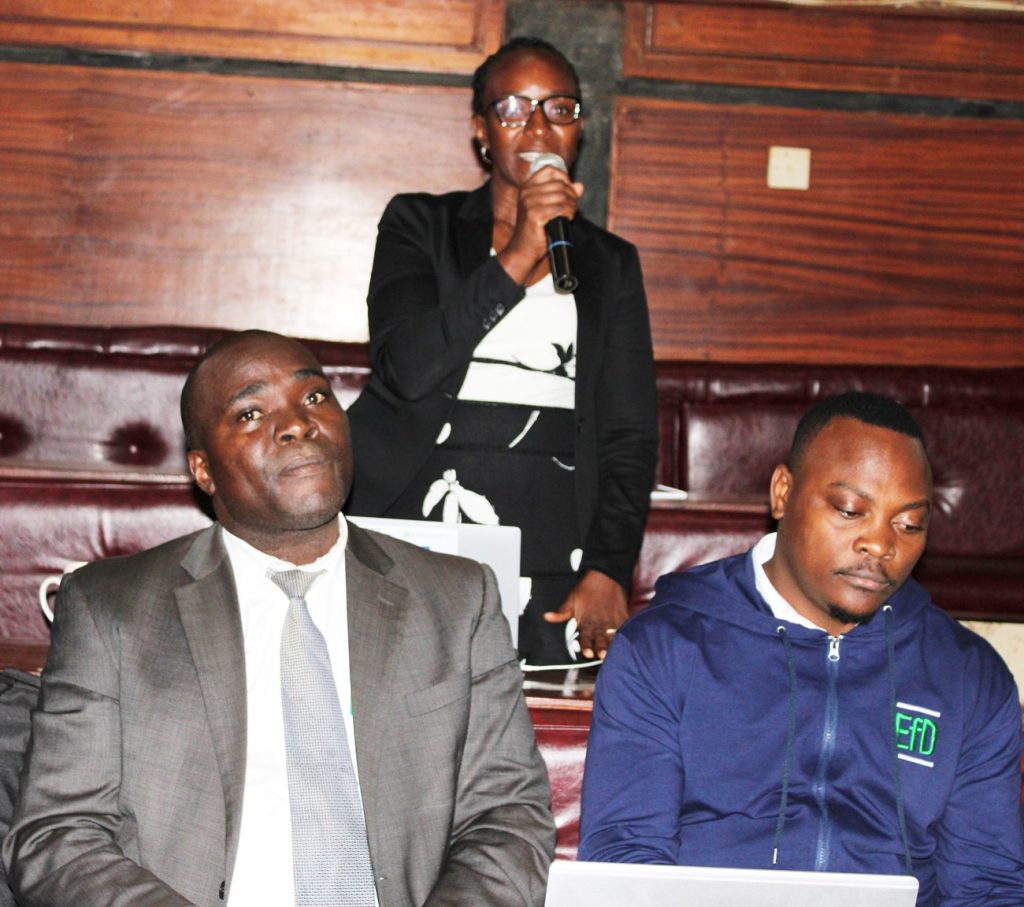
top-left (38, 561), bottom-right (88, 623)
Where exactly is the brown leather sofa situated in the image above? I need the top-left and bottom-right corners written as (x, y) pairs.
top-left (650, 361), bottom-right (1024, 620)
top-left (4, 322), bottom-right (1022, 640)
top-left (2, 322), bottom-right (1023, 856)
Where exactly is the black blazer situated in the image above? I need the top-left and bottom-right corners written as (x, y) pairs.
top-left (346, 182), bottom-right (658, 591)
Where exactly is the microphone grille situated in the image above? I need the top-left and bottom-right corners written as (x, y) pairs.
top-left (527, 152), bottom-right (568, 178)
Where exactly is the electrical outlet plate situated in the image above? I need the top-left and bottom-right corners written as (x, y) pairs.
top-left (767, 145), bottom-right (811, 191)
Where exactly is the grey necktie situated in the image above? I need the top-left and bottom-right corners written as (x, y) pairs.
top-left (271, 568), bottom-right (376, 906)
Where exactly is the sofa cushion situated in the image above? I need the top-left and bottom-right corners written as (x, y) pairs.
top-left (0, 479), bottom-right (212, 640)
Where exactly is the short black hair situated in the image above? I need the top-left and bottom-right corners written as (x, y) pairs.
top-left (471, 36), bottom-right (581, 116)
top-left (789, 392), bottom-right (926, 472)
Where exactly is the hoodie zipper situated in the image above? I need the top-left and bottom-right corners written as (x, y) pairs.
top-left (827, 635), bottom-right (842, 663)
top-left (813, 634), bottom-right (843, 870)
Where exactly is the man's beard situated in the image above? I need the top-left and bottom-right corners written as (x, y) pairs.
top-left (827, 602), bottom-right (877, 628)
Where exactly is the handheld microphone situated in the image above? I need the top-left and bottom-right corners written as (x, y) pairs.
top-left (526, 152), bottom-right (579, 294)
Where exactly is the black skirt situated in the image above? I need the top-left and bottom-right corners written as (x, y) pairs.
top-left (384, 400), bottom-right (584, 666)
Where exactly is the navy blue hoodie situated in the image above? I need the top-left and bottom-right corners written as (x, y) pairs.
top-left (579, 545), bottom-right (1024, 905)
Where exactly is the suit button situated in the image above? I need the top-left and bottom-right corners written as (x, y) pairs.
top-left (219, 880), bottom-right (225, 900)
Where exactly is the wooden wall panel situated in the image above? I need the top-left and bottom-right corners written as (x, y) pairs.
top-left (0, 61), bottom-right (486, 340)
top-left (0, 0), bottom-right (505, 74)
top-left (624, 1), bottom-right (1024, 100)
top-left (609, 97), bottom-right (1024, 365)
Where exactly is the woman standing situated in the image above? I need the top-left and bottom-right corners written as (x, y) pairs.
top-left (346, 37), bottom-right (658, 667)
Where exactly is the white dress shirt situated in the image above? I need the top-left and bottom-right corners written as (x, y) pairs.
top-left (224, 517), bottom-right (373, 906)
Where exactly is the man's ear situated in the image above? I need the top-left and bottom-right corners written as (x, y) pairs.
top-left (769, 464), bottom-right (793, 521)
top-left (188, 449), bottom-right (216, 498)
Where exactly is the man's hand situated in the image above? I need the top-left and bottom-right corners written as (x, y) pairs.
top-left (544, 570), bottom-right (629, 660)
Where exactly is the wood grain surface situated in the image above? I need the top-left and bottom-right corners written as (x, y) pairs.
top-left (624, 0), bottom-right (1024, 100)
top-left (610, 96), bottom-right (1024, 364)
top-left (0, 0), bottom-right (505, 74)
top-left (0, 61), bottom-right (486, 340)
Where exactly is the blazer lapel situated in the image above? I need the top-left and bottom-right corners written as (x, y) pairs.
top-left (175, 525), bottom-right (247, 881)
top-left (454, 182), bottom-right (494, 278)
top-left (345, 523), bottom-right (408, 865)
top-left (452, 185), bottom-right (603, 422)
top-left (571, 220), bottom-right (603, 409)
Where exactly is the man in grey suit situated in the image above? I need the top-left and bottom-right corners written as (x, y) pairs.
top-left (3, 330), bottom-right (555, 907)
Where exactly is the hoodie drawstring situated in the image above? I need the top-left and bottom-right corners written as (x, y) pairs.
top-left (883, 604), bottom-right (914, 875)
top-left (772, 625), bottom-right (799, 866)
top-left (774, 615), bottom-right (914, 876)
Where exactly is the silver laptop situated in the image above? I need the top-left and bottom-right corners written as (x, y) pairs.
top-left (545, 861), bottom-right (919, 907)
top-left (348, 516), bottom-right (522, 646)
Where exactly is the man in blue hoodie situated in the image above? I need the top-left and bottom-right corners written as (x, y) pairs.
top-left (579, 392), bottom-right (1024, 905)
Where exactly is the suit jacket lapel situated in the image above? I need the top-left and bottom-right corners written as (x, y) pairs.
top-left (346, 523), bottom-right (408, 864)
top-left (175, 525), bottom-right (247, 881)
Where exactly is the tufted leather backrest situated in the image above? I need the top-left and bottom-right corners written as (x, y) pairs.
top-left (1, 323), bottom-right (1021, 645)
top-left (0, 324), bottom-right (370, 474)
top-left (4, 325), bottom-right (1021, 555)
top-left (656, 362), bottom-right (1024, 558)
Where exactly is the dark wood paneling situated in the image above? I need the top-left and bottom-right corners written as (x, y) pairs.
top-left (624, 0), bottom-right (1024, 100)
top-left (609, 96), bottom-right (1024, 365)
top-left (0, 0), bottom-right (505, 74)
top-left (0, 61), bottom-right (486, 340)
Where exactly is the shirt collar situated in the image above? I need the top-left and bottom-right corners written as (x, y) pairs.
top-left (221, 516), bottom-right (348, 578)
top-left (751, 532), bottom-right (825, 632)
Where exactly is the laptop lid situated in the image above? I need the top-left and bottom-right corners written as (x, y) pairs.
top-left (347, 516), bottom-right (521, 646)
top-left (545, 861), bottom-right (918, 907)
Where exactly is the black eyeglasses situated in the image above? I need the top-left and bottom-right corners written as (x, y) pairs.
top-left (486, 94), bottom-right (582, 128)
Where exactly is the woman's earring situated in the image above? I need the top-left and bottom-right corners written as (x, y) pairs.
top-left (479, 144), bottom-right (492, 165)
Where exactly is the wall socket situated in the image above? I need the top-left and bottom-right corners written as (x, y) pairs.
top-left (767, 145), bottom-right (811, 191)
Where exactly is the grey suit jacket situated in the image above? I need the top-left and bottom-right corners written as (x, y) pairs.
top-left (3, 521), bottom-right (555, 907)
